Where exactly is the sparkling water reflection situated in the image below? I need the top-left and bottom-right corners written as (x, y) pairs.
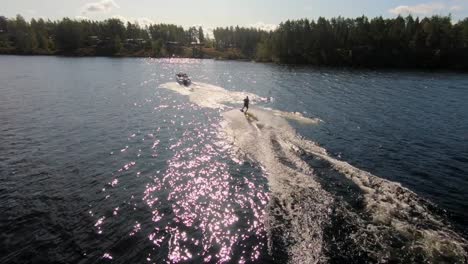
top-left (142, 121), bottom-right (268, 263)
top-left (1, 56), bottom-right (467, 263)
top-left (92, 92), bottom-right (270, 263)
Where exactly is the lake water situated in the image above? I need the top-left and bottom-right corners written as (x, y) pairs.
top-left (1, 56), bottom-right (467, 263)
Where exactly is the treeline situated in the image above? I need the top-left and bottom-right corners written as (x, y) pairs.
top-left (256, 16), bottom-right (468, 69)
top-left (213, 27), bottom-right (268, 57)
top-left (2, 14), bottom-right (468, 69)
top-left (0, 15), bottom-right (207, 57)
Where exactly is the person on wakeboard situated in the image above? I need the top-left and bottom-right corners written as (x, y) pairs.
top-left (241, 96), bottom-right (249, 113)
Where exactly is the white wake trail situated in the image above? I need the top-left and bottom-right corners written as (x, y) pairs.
top-left (161, 82), bottom-right (468, 263)
top-left (221, 109), bottom-right (333, 263)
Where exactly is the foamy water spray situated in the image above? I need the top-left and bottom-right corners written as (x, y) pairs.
top-left (221, 109), bottom-right (333, 263)
top-left (161, 82), bottom-right (468, 263)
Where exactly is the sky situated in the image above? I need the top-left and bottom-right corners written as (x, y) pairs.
top-left (2, 0), bottom-right (468, 30)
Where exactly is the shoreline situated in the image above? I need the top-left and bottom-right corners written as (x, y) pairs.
top-left (2, 53), bottom-right (468, 73)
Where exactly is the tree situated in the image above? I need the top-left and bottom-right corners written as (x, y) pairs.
top-left (187, 26), bottom-right (198, 43)
top-left (152, 38), bottom-right (163, 57)
top-left (111, 36), bottom-right (122, 54)
top-left (2, 13), bottom-right (468, 69)
top-left (55, 18), bottom-right (82, 52)
top-left (31, 18), bottom-right (49, 51)
top-left (0, 16), bottom-right (7, 32)
top-left (0, 16), bottom-right (10, 48)
top-left (198, 26), bottom-right (204, 43)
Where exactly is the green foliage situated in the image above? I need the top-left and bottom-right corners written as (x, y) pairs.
top-left (0, 16), bottom-right (11, 48)
top-left (186, 26), bottom-right (198, 43)
top-left (149, 24), bottom-right (185, 44)
top-left (213, 26), bottom-right (267, 57)
top-left (152, 39), bottom-right (163, 57)
top-left (198, 26), bottom-right (204, 43)
top-left (256, 15), bottom-right (468, 69)
top-left (7, 15), bottom-right (38, 53)
top-left (55, 18), bottom-right (82, 52)
top-left (112, 36), bottom-right (122, 54)
top-left (1, 13), bottom-right (468, 69)
top-left (256, 35), bottom-right (273, 62)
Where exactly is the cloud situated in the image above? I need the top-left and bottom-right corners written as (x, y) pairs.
top-left (249, 22), bottom-right (278, 31)
top-left (111, 15), bottom-right (128, 23)
top-left (112, 15), bottom-right (154, 27)
top-left (83, 0), bottom-right (119, 13)
top-left (203, 27), bottom-right (214, 39)
top-left (137, 17), bottom-right (154, 27)
top-left (75, 16), bottom-right (90, 21)
top-left (186, 22), bottom-right (277, 40)
top-left (450, 5), bottom-right (463, 11)
top-left (389, 3), bottom-right (446, 15)
top-left (189, 24), bottom-right (214, 39)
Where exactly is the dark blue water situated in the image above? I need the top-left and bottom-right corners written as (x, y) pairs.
top-left (0, 56), bottom-right (467, 263)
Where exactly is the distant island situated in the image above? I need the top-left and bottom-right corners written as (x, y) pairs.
top-left (1, 14), bottom-right (468, 69)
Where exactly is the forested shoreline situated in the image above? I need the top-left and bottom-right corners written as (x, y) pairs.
top-left (1, 14), bottom-right (468, 69)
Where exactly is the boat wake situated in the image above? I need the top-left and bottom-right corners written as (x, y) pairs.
top-left (160, 82), bottom-right (467, 263)
top-left (160, 82), bottom-right (319, 124)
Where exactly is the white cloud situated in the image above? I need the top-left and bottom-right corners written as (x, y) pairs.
top-left (83, 0), bottom-right (119, 14)
top-left (137, 17), bottom-right (154, 27)
top-left (112, 15), bottom-right (154, 27)
top-left (389, 3), bottom-right (446, 15)
top-left (189, 24), bottom-right (214, 39)
top-left (450, 5), bottom-right (463, 11)
top-left (249, 22), bottom-right (278, 31)
top-left (187, 22), bottom-right (276, 40)
top-left (111, 15), bottom-right (128, 23)
top-left (75, 15), bottom-right (90, 21)
top-left (203, 27), bottom-right (214, 39)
